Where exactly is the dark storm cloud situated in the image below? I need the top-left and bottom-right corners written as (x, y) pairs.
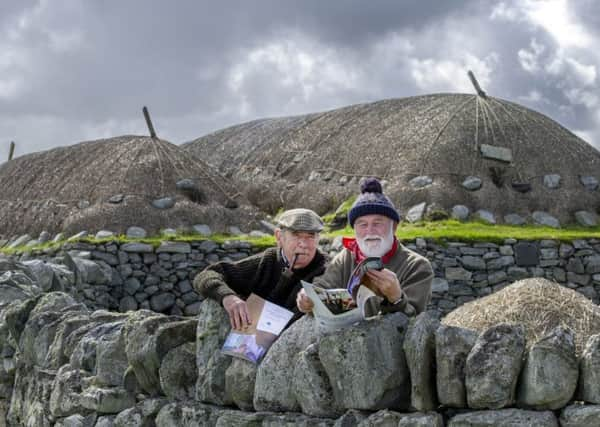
top-left (0, 0), bottom-right (599, 163)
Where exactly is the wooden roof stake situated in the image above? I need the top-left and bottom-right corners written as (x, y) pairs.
top-left (143, 106), bottom-right (157, 138)
top-left (8, 141), bottom-right (15, 161)
top-left (468, 70), bottom-right (487, 98)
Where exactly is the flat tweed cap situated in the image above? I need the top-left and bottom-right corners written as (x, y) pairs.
top-left (276, 208), bottom-right (324, 232)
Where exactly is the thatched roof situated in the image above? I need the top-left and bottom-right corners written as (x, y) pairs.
top-left (0, 135), bottom-right (256, 238)
top-left (184, 94), bottom-right (600, 222)
top-left (442, 278), bottom-right (600, 355)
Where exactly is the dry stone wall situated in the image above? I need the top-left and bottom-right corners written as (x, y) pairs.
top-left (2, 262), bottom-right (600, 425)
top-left (11, 236), bottom-right (600, 317)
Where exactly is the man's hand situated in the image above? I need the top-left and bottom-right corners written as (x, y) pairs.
top-left (296, 288), bottom-right (314, 313)
top-left (222, 295), bottom-right (251, 330)
top-left (365, 268), bottom-right (403, 303)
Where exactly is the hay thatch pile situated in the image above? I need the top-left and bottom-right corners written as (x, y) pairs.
top-left (0, 135), bottom-right (259, 237)
top-left (442, 278), bottom-right (600, 355)
top-left (184, 94), bottom-right (600, 221)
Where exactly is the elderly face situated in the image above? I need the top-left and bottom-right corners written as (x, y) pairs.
top-left (275, 228), bottom-right (319, 269)
top-left (354, 214), bottom-right (397, 257)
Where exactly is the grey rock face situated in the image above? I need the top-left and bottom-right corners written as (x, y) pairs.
top-left (409, 176), bottom-right (433, 188)
top-left (397, 413), bottom-right (444, 427)
top-left (460, 256), bottom-right (486, 270)
top-left (125, 316), bottom-right (196, 395)
top-left (319, 312), bottom-right (410, 411)
top-left (543, 174), bottom-right (561, 189)
top-left (403, 311), bottom-right (440, 411)
top-left (126, 227), bottom-right (147, 239)
top-left (72, 258), bottom-right (112, 286)
top-left (159, 342), bottom-right (197, 401)
top-left (254, 315), bottom-right (317, 412)
top-left (466, 323), bottom-right (526, 409)
top-left (579, 334), bottom-right (600, 403)
top-left (21, 260), bottom-right (55, 292)
top-left (474, 210), bottom-right (495, 224)
top-left (462, 176), bottom-right (482, 191)
top-left (448, 409), bottom-right (558, 426)
top-left (156, 242), bottom-right (191, 254)
top-left (225, 358), bottom-right (257, 411)
top-left (532, 211), bottom-right (560, 228)
top-left (580, 175), bottom-right (599, 191)
top-left (80, 386), bottom-right (135, 414)
top-left (480, 144), bottom-right (513, 162)
top-left (152, 197), bottom-right (175, 209)
top-left (95, 230), bottom-right (115, 239)
top-left (431, 278), bottom-right (449, 294)
top-left (451, 205), bottom-right (470, 221)
top-left (517, 326), bottom-right (578, 409)
top-left (293, 343), bottom-right (342, 417)
top-left (575, 211), bottom-right (599, 227)
top-left (95, 324), bottom-right (129, 387)
top-left (560, 404), bottom-right (600, 427)
top-left (193, 224), bottom-right (212, 236)
top-left (49, 365), bottom-right (91, 418)
top-left (504, 213), bottom-right (526, 226)
top-left (357, 409), bottom-right (402, 426)
top-left (150, 292), bottom-right (176, 312)
top-left (8, 367), bottom-right (56, 426)
top-left (7, 234), bottom-right (32, 249)
top-left (196, 299), bottom-right (234, 406)
top-left (121, 243), bottom-right (153, 253)
top-left (445, 267), bottom-right (472, 281)
top-left (436, 324), bottom-right (478, 408)
top-left (406, 203), bottom-right (426, 223)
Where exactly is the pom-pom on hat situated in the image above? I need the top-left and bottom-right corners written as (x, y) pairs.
top-left (348, 178), bottom-right (400, 227)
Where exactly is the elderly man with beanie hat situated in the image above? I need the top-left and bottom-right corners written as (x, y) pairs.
top-left (194, 208), bottom-right (327, 330)
top-left (297, 178), bottom-right (433, 316)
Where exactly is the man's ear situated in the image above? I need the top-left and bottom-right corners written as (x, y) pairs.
top-left (274, 228), bottom-right (283, 246)
top-left (392, 221), bottom-right (399, 234)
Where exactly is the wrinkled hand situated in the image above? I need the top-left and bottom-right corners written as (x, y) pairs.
top-left (296, 288), bottom-right (314, 313)
top-left (222, 295), bottom-right (251, 330)
top-left (365, 268), bottom-right (403, 303)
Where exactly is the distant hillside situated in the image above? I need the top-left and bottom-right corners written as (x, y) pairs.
top-left (184, 94), bottom-right (600, 222)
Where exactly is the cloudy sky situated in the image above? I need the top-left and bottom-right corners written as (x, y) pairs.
top-left (1, 0), bottom-right (599, 162)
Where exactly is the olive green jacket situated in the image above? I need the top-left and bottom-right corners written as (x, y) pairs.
top-left (314, 243), bottom-right (433, 316)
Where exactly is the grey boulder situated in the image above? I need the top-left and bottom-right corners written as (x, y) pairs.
top-left (254, 314), bottom-right (317, 412)
top-left (319, 312), bottom-right (410, 411)
top-left (436, 324), bottom-right (478, 408)
top-left (403, 311), bottom-right (440, 411)
top-left (293, 343), bottom-right (342, 418)
top-left (560, 404), bottom-right (600, 427)
top-left (578, 334), bottom-right (600, 403)
top-left (466, 323), bottom-right (526, 409)
top-left (448, 409), bottom-right (558, 426)
top-left (517, 325), bottom-right (578, 409)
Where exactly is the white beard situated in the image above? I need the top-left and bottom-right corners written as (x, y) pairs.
top-left (356, 224), bottom-right (395, 257)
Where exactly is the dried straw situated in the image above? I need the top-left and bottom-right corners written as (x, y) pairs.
top-left (442, 278), bottom-right (600, 355)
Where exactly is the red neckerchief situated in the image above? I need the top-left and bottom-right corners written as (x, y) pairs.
top-left (342, 236), bottom-right (398, 264)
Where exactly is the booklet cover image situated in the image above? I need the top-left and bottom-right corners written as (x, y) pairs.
top-left (221, 293), bottom-right (294, 364)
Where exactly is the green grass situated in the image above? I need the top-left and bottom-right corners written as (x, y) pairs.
top-left (328, 219), bottom-right (600, 244)
top-left (322, 195), bottom-right (357, 224)
top-left (3, 220), bottom-right (600, 255)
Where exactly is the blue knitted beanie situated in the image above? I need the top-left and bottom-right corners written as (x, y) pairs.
top-left (348, 178), bottom-right (400, 227)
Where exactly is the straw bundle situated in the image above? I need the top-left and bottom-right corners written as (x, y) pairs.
top-left (442, 278), bottom-right (600, 355)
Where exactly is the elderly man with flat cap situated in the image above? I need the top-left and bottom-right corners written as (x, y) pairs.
top-left (297, 178), bottom-right (433, 317)
top-left (194, 208), bottom-right (327, 330)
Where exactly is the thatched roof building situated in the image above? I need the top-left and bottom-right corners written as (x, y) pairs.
top-left (184, 94), bottom-right (600, 223)
top-left (0, 135), bottom-right (256, 238)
